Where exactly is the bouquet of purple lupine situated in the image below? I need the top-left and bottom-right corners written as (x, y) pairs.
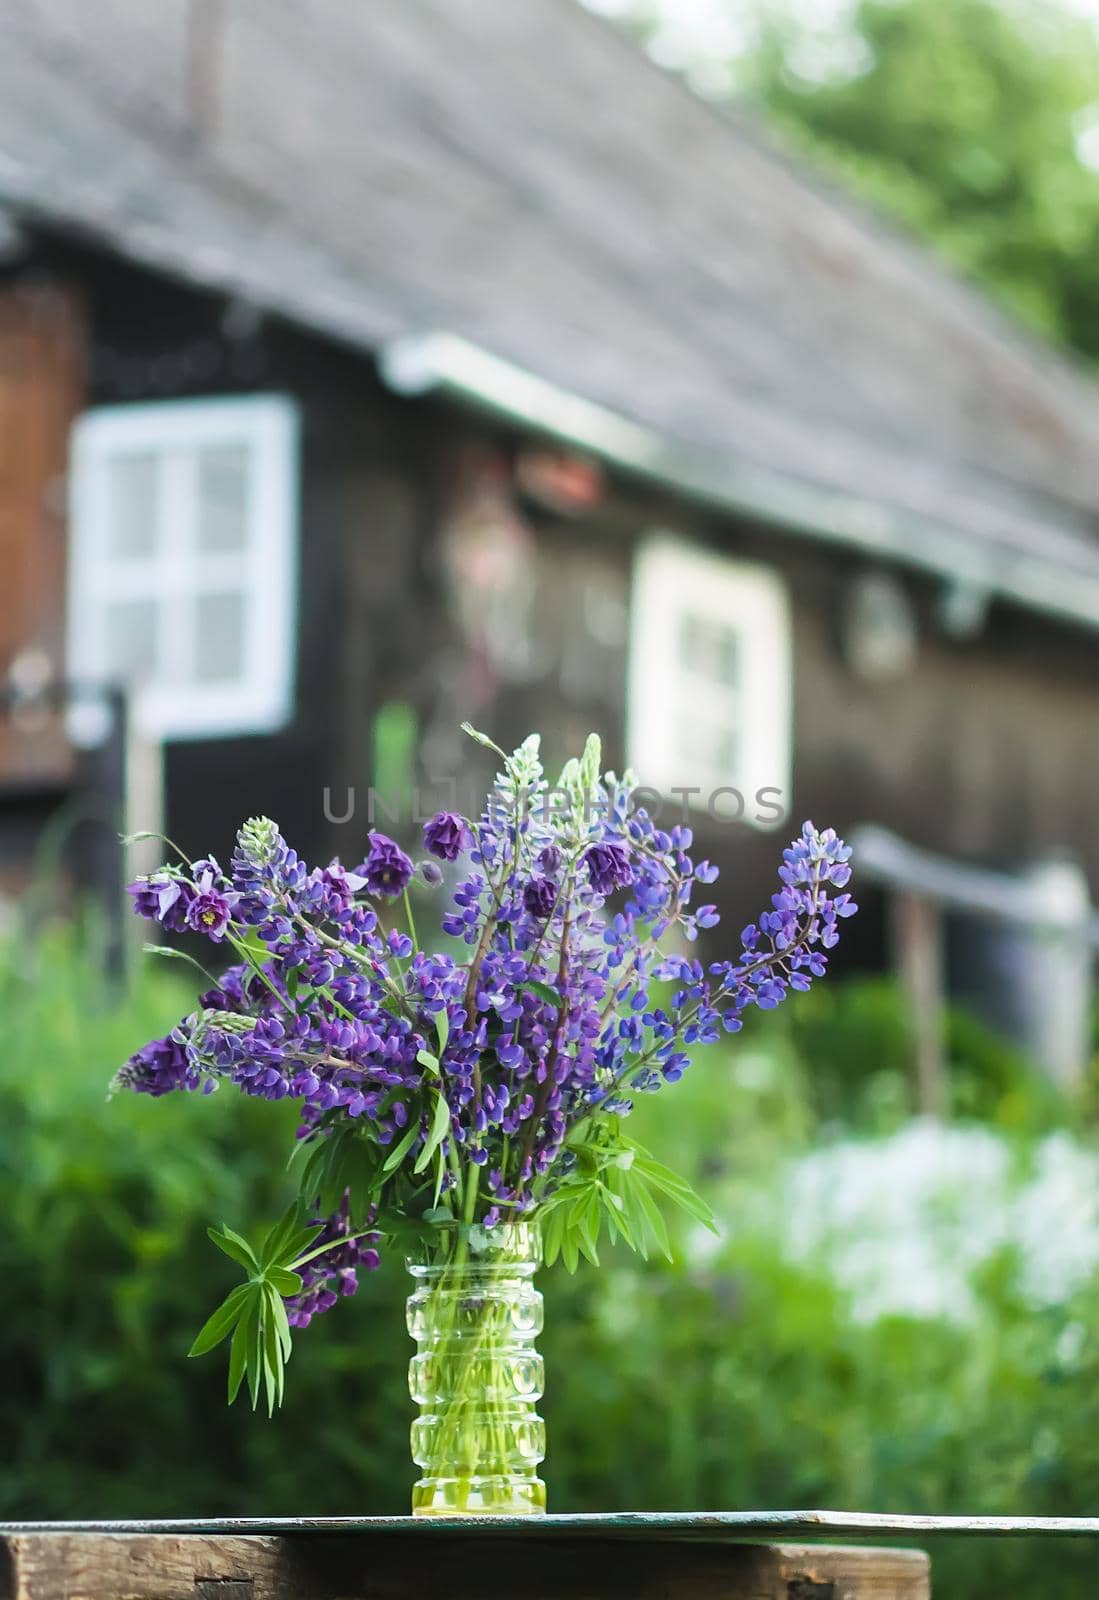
top-left (116, 726), bottom-right (856, 1420)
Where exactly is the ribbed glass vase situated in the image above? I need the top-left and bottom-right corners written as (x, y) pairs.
top-left (406, 1220), bottom-right (546, 1517)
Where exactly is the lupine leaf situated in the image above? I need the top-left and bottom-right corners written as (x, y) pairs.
top-left (631, 1172), bottom-right (673, 1260)
top-left (260, 1203), bottom-right (307, 1269)
top-left (434, 1009), bottom-right (449, 1056)
top-left (247, 1296), bottom-right (264, 1410)
top-left (416, 1049), bottom-right (440, 1075)
top-left (520, 980), bottom-right (561, 1011)
top-left (207, 1224), bottom-right (259, 1273)
top-left (262, 1285), bottom-right (283, 1415)
top-left (268, 1284), bottom-right (294, 1364)
top-left (413, 1091), bottom-right (451, 1175)
top-left (576, 1189), bottom-right (601, 1265)
top-left (633, 1155), bottom-right (718, 1232)
top-left (601, 1174), bottom-right (636, 1251)
top-left (337, 1139), bottom-right (384, 1224)
top-left (228, 1292), bottom-right (260, 1406)
top-left (278, 1225), bottom-right (325, 1270)
top-left (265, 1266), bottom-right (303, 1297)
top-left (431, 1148), bottom-right (447, 1209)
top-left (626, 1138), bottom-right (720, 1233)
top-left (615, 1177), bottom-right (647, 1258)
top-left (560, 1219), bottom-right (579, 1273)
top-left (381, 1114), bottom-right (423, 1174)
top-left (188, 1283), bottom-right (252, 1357)
top-left (542, 1201), bottom-right (566, 1267)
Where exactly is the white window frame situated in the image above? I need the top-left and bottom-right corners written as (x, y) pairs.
top-left (67, 394), bottom-right (299, 740)
top-left (626, 535), bottom-right (792, 825)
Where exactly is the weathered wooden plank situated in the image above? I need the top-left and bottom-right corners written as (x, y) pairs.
top-left (0, 1533), bottom-right (929, 1600)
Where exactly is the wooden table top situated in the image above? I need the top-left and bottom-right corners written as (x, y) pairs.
top-left (7, 1512), bottom-right (1097, 1599)
top-left (4, 1509), bottom-right (1099, 1539)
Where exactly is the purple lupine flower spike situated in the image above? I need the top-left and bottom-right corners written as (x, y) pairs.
top-left (116, 727), bottom-right (856, 1385)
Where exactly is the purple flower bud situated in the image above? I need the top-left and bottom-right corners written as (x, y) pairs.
top-left (419, 859), bottom-right (444, 887)
top-left (537, 844), bottom-right (562, 874)
top-left (423, 812), bottom-right (471, 862)
top-left (522, 876), bottom-right (558, 919)
top-left (584, 842), bottom-right (633, 897)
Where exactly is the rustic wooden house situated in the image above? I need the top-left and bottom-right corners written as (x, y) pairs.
top-left (3, 0), bottom-right (1099, 1064)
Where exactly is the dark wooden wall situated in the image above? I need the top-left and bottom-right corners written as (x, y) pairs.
top-left (445, 443), bottom-right (1099, 974)
top-left (7, 229), bottom-right (1099, 972)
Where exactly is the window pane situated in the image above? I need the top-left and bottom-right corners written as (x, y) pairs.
top-left (196, 445), bottom-right (250, 553)
top-left (107, 453), bottom-right (159, 559)
top-left (678, 615), bottom-right (739, 687)
top-left (193, 591), bottom-right (245, 682)
top-left (676, 713), bottom-right (739, 778)
top-left (101, 598), bottom-right (158, 681)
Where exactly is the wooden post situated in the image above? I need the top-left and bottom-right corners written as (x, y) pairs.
top-left (893, 889), bottom-right (946, 1118)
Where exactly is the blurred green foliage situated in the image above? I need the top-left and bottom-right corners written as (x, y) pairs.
top-left (2, 924), bottom-right (1098, 1596)
top-left (743, 0), bottom-right (1099, 357)
top-left (614, 0), bottom-right (1099, 360)
top-left (751, 0), bottom-right (1099, 360)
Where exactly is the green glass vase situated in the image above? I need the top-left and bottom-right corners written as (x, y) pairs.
top-left (406, 1220), bottom-right (546, 1516)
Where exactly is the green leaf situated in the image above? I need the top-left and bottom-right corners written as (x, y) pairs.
top-left (434, 1009), bottom-right (449, 1057)
top-left (543, 1202), bottom-right (566, 1267)
top-left (268, 1284), bottom-right (294, 1364)
top-left (265, 1266), bottom-right (303, 1297)
top-left (225, 930), bottom-right (288, 1014)
top-left (207, 1224), bottom-right (259, 1273)
top-left (381, 1113), bottom-right (422, 1174)
top-left (600, 1173), bottom-right (635, 1250)
top-left (228, 1292), bottom-right (260, 1406)
top-left (342, 1140), bottom-right (384, 1226)
top-left (416, 1049), bottom-right (440, 1075)
top-left (576, 1188), bottom-right (601, 1265)
top-left (273, 1224), bottom-right (323, 1272)
top-left (260, 1202), bottom-right (306, 1269)
top-left (519, 980), bottom-right (561, 1011)
top-left (561, 1216), bottom-right (580, 1273)
top-left (634, 1154), bottom-right (719, 1232)
top-left (631, 1172), bottom-right (673, 1260)
top-left (248, 1294), bottom-right (264, 1411)
top-left (304, 1125), bottom-right (384, 1221)
top-left (188, 1283), bottom-right (252, 1358)
top-left (293, 1133), bottom-right (331, 1200)
top-left (232, 928), bottom-right (271, 965)
top-left (262, 1285), bottom-right (284, 1415)
top-left (372, 1209), bottom-right (441, 1250)
top-left (413, 1091), bottom-right (451, 1175)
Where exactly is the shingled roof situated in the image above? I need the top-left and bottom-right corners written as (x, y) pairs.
top-left (3, 0), bottom-right (1099, 625)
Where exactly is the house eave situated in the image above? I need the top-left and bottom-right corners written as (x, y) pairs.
top-left (380, 331), bottom-right (1099, 634)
